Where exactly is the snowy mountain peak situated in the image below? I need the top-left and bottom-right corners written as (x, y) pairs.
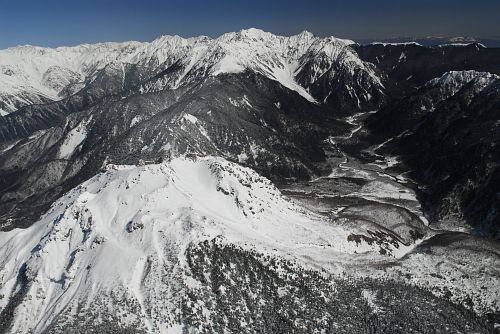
top-left (294, 30), bottom-right (315, 40)
top-left (238, 27), bottom-right (274, 39)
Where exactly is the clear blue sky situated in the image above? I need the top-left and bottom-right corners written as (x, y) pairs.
top-left (0, 0), bottom-right (499, 48)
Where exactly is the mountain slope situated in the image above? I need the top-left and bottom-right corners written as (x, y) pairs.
top-left (354, 43), bottom-right (500, 87)
top-left (367, 70), bottom-right (499, 140)
top-left (1, 157), bottom-right (495, 333)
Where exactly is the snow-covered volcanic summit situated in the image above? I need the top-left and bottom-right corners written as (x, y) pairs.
top-left (0, 157), bottom-right (408, 333)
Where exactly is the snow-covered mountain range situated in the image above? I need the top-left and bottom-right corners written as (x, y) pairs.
top-left (0, 28), bottom-right (499, 333)
top-left (0, 28), bottom-right (382, 115)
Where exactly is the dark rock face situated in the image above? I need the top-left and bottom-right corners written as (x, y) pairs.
top-left (296, 53), bottom-right (386, 113)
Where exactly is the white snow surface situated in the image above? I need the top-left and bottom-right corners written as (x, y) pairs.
top-left (0, 156), bottom-right (402, 333)
top-left (58, 117), bottom-right (91, 159)
top-left (0, 28), bottom-right (378, 113)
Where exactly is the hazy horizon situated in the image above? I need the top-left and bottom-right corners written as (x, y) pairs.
top-left (2, 28), bottom-right (500, 50)
top-left (1, 0), bottom-right (499, 49)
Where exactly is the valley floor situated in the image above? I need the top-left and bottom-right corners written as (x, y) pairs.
top-left (279, 112), bottom-right (500, 321)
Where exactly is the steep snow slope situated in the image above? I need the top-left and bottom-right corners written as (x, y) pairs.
top-left (0, 28), bottom-right (380, 114)
top-left (0, 157), bottom-right (410, 333)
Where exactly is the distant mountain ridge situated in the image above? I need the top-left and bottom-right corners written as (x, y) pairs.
top-left (356, 36), bottom-right (500, 48)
